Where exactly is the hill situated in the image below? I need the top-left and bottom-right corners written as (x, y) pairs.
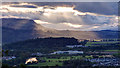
top-left (3, 37), bottom-right (80, 50)
top-left (2, 18), bottom-right (119, 43)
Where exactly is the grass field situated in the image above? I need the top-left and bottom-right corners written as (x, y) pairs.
top-left (85, 41), bottom-right (119, 46)
top-left (104, 50), bottom-right (120, 52)
top-left (28, 62), bottom-right (62, 66)
top-left (28, 56), bottom-right (92, 67)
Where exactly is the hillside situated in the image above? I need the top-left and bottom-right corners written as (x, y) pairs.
top-left (3, 37), bottom-right (80, 49)
top-left (2, 18), bottom-right (119, 43)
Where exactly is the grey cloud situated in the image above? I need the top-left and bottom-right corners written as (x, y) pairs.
top-left (10, 5), bottom-right (37, 8)
top-left (2, 0), bottom-right (120, 2)
top-left (1, 2), bottom-right (118, 31)
top-left (27, 2), bottom-right (118, 15)
top-left (2, 2), bottom-right (118, 15)
top-left (74, 2), bottom-right (118, 15)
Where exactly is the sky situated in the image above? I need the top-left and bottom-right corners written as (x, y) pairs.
top-left (0, 2), bottom-right (119, 31)
top-left (2, 0), bottom-right (120, 2)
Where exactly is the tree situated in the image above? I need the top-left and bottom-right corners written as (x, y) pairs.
top-left (19, 63), bottom-right (26, 68)
top-left (2, 50), bottom-right (4, 57)
top-left (4, 50), bottom-right (9, 56)
top-left (2, 64), bottom-right (10, 68)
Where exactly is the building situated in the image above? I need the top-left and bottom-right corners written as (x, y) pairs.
top-left (31, 52), bottom-right (43, 56)
top-left (66, 45), bottom-right (87, 48)
top-left (2, 56), bottom-right (16, 60)
top-left (51, 51), bottom-right (83, 55)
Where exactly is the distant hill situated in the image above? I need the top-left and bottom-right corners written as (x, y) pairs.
top-left (2, 18), bottom-right (119, 43)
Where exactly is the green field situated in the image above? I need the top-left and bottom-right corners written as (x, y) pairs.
top-left (28, 62), bottom-right (62, 67)
top-left (104, 50), bottom-right (120, 52)
top-left (28, 56), bottom-right (91, 67)
top-left (85, 41), bottom-right (119, 46)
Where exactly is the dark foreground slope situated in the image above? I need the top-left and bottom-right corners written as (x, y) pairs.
top-left (3, 37), bottom-right (80, 50)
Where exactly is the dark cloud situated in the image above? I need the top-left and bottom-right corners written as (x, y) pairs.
top-left (28, 2), bottom-right (118, 15)
top-left (74, 2), bottom-right (118, 15)
top-left (2, 2), bottom-right (118, 15)
top-left (10, 5), bottom-right (37, 8)
top-left (2, 2), bottom-right (20, 5)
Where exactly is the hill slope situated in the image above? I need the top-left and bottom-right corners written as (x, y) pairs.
top-left (2, 18), bottom-right (119, 43)
top-left (3, 37), bottom-right (80, 49)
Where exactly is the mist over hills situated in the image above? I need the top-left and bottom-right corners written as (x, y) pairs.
top-left (2, 18), bottom-right (119, 43)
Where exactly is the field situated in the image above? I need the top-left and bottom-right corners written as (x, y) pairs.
top-left (104, 50), bottom-right (120, 52)
top-left (28, 56), bottom-right (92, 67)
top-left (85, 41), bottom-right (119, 46)
top-left (28, 62), bottom-right (62, 67)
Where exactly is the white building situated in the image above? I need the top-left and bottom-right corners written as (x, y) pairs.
top-left (2, 56), bottom-right (16, 60)
top-left (51, 51), bottom-right (83, 55)
top-left (66, 45), bottom-right (87, 48)
top-left (31, 52), bottom-right (43, 56)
